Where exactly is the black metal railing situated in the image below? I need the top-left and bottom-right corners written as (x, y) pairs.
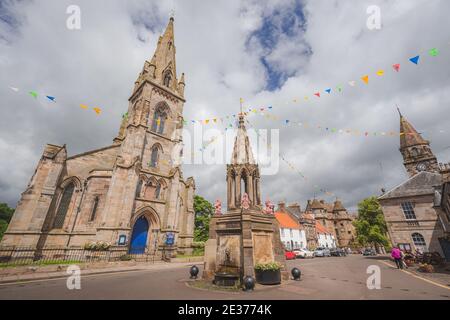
top-left (0, 246), bottom-right (160, 268)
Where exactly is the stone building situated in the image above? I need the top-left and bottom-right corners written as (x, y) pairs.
top-left (1, 18), bottom-right (196, 256)
top-left (379, 110), bottom-right (445, 255)
top-left (304, 199), bottom-right (355, 247)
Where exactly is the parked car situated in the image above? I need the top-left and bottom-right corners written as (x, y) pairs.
top-left (362, 248), bottom-right (377, 256)
top-left (293, 248), bottom-right (314, 259)
top-left (285, 251), bottom-right (296, 260)
top-left (330, 248), bottom-right (347, 257)
top-left (314, 247), bottom-right (331, 257)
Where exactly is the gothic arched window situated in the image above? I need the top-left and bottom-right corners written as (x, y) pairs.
top-left (155, 183), bottom-right (161, 199)
top-left (163, 71), bottom-right (172, 87)
top-left (136, 179), bottom-right (143, 197)
top-left (151, 107), bottom-right (168, 135)
top-left (53, 182), bottom-right (75, 229)
top-left (150, 146), bottom-right (159, 167)
top-left (89, 196), bottom-right (99, 222)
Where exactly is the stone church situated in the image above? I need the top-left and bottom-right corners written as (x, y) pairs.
top-left (379, 110), bottom-right (448, 255)
top-left (1, 18), bottom-right (196, 256)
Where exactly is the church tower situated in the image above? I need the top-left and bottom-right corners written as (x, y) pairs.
top-left (398, 109), bottom-right (439, 177)
top-left (99, 17), bottom-right (194, 253)
top-left (226, 114), bottom-right (262, 210)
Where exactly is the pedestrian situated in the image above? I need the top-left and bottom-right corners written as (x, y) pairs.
top-left (391, 246), bottom-right (403, 269)
top-left (400, 250), bottom-right (408, 269)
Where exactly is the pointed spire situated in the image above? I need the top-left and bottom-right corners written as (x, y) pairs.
top-left (332, 199), bottom-right (346, 212)
top-left (231, 112), bottom-right (255, 165)
top-left (399, 111), bottom-right (429, 149)
top-left (150, 17), bottom-right (178, 88)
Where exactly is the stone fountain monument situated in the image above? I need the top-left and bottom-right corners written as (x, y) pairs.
top-left (203, 114), bottom-right (287, 286)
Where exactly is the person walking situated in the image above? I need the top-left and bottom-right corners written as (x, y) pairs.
top-left (391, 246), bottom-right (403, 269)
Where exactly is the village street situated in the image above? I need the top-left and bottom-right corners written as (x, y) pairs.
top-left (0, 255), bottom-right (449, 300)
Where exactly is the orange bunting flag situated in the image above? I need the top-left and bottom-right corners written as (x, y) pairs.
top-left (361, 75), bottom-right (369, 84)
top-left (93, 107), bottom-right (102, 115)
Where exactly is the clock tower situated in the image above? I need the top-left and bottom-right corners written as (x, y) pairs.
top-left (398, 108), bottom-right (439, 177)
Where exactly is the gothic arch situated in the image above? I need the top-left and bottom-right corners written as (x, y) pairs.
top-left (52, 176), bottom-right (81, 229)
top-left (149, 143), bottom-right (164, 167)
top-left (150, 102), bottom-right (171, 134)
top-left (132, 206), bottom-right (161, 229)
top-left (59, 176), bottom-right (82, 192)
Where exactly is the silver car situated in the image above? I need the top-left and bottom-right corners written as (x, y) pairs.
top-left (314, 247), bottom-right (331, 257)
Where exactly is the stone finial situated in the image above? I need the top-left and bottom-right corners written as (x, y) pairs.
top-left (241, 193), bottom-right (251, 210)
top-left (214, 199), bottom-right (222, 215)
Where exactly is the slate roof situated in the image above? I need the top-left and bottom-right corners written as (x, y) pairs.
top-left (378, 171), bottom-right (442, 200)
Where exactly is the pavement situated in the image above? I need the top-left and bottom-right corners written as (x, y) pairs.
top-left (0, 255), bottom-right (449, 300)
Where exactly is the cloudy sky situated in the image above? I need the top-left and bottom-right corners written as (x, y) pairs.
top-left (1, 0), bottom-right (449, 212)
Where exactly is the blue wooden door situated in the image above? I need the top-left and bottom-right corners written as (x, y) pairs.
top-left (130, 216), bottom-right (149, 254)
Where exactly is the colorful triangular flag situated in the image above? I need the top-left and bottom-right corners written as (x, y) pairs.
top-left (336, 85), bottom-right (342, 92)
top-left (93, 107), bottom-right (102, 115)
top-left (9, 86), bottom-right (19, 92)
top-left (409, 55), bottom-right (420, 65)
top-left (46, 96), bottom-right (56, 102)
top-left (361, 75), bottom-right (369, 84)
top-left (348, 81), bottom-right (356, 87)
top-left (80, 104), bottom-right (88, 110)
top-left (325, 88), bottom-right (331, 94)
top-left (393, 64), bottom-right (400, 72)
top-left (376, 70), bottom-right (384, 76)
top-left (429, 48), bottom-right (439, 57)
top-left (314, 92), bottom-right (320, 98)
top-left (29, 91), bottom-right (38, 98)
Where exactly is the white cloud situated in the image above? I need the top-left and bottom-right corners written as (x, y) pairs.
top-left (0, 0), bottom-right (449, 213)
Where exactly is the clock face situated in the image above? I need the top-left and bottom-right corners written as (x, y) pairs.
top-left (416, 163), bottom-right (427, 172)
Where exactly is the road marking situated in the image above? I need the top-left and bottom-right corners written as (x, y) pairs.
top-left (380, 260), bottom-right (450, 291)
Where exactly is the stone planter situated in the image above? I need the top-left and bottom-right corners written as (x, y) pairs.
top-left (255, 269), bottom-right (281, 285)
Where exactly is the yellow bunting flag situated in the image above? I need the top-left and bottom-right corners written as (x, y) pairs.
top-left (376, 70), bottom-right (384, 76)
top-left (93, 107), bottom-right (102, 115)
top-left (80, 104), bottom-right (88, 110)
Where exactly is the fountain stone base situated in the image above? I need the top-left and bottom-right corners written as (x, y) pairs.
top-left (213, 273), bottom-right (240, 287)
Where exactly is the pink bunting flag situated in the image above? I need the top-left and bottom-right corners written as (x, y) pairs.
top-left (393, 64), bottom-right (400, 72)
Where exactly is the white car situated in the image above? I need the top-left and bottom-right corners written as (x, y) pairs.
top-left (293, 248), bottom-right (314, 259)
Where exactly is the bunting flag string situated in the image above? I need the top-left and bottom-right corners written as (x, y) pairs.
top-left (5, 45), bottom-right (444, 122)
top-left (244, 118), bottom-right (336, 198)
top-left (7, 86), bottom-right (103, 115)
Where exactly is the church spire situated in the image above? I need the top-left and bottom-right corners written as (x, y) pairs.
top-left (399, 109), bottom-right (429, 149)
top-left (231, 114), bottom-right (255, 165)
top-left (132, 17), bottom-right (183, 97)
top-left (398, 110), bottom-right (439, 177)
top-left (226, 106), bottom-right (261, 211)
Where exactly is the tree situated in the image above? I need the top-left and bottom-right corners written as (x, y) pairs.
top-left (353, 196), bottom-right (390, 251)
top-left (193, 195), bottom-right (214, 242)
top-left (0, 203), bottom-right (14, 241)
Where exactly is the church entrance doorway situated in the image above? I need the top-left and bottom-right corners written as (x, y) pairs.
top-left (129, 216), bottom-right (149, 254)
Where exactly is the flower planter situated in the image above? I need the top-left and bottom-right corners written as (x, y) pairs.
top-left (255, 269), bottom-right (281, 285)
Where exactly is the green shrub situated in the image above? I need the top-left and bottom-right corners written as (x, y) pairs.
top-left (192, 241), bottom-right (205, 249)
top-left (254, 262), bottom-right (282, 271)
